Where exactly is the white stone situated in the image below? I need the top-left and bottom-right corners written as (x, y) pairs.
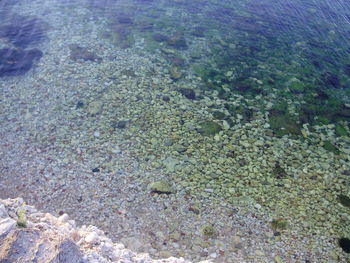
top-left (58, 213), bottom-right (69, 223)
top-left (85, 232), bottom-right (99, 244)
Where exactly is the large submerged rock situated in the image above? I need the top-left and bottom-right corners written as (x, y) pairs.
top-left (0, 48), bottom-right (43, 77)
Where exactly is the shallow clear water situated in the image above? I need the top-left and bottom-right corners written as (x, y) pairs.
top-left (1, 0), bottom-right (350, 261)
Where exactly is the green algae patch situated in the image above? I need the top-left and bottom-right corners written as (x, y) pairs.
top-left (289, 81), bottom-right (305, 94)
top-left (198, 121), bottom-right (222, 136)
top-left (335, 125), bottom-right (348, 137)
top-left (269, 113), bottom-right (301, 137)
top-left (149, 180), bottom-right (174, 194)
top-left (17, 209), bottom-right (27, 228)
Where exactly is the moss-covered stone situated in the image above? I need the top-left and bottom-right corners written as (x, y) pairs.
top-left (149, 180), bottom-right (173, 194)
top-left (201, 224), bottom-right (216, 237)
top-left (271, 219), bottom-right (288, 232)
top-left (198, 121), bottom-right (222, 136)
top-left (322, 140), bottom-right (340, 154)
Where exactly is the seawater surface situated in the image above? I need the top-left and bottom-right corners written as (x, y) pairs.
top-left (0, 0), bottom-right (350, 262)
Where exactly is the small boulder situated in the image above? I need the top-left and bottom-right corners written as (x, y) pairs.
top-left (149, 180), bottom-right (173, 194)
top-left (179, 88), bottom-right (196, 100)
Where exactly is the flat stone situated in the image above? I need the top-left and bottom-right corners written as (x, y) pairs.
top-left (149, 181), bottom-right (173, 194)
top-left (163, 156), bottom-right (180, 172)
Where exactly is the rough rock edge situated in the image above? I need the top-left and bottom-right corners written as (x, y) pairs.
top-left (0, 198), bottom-right (210, 263)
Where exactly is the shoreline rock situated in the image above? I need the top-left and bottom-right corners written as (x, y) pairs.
top-left (0, 198), bottom-right (206, 263)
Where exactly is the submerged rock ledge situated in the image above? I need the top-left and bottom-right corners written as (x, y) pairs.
top-left (0, 198), bottom-right (209, 263)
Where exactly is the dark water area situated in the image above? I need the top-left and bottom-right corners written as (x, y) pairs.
top-left (1, 0), bottom-right (350, 261)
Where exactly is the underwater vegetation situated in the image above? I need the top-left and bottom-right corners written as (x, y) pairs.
top-left (271, 219), bottom-right (288, 232)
